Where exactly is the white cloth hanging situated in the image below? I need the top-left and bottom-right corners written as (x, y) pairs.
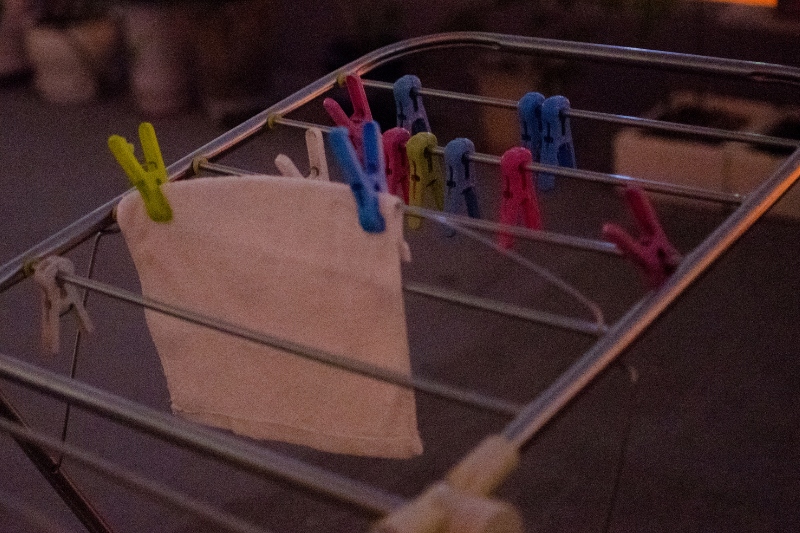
top-left (116, 175), bottom-right (422, 458)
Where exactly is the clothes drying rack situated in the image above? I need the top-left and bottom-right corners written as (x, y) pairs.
top-left (0, 32), bottom-right (799, 533)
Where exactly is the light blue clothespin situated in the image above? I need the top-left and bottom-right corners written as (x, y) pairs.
top-left (329, 121), bottom-right (386, 233)
top-left (539, 95), bottom-right (576, 192)
top-left (393, 74), bottom-right (431, 134)
top-left (518, 91), bottom-right (545, 190)
top-left (443, 138), bottom-right (480, 238)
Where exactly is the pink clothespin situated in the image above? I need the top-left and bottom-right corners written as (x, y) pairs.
top-left (33, 256), bottom-right (94, 355)
top-left (498, 147), bottom-right (542, 249)
top-left (383, 127), bottom-right (411, 203)
top-left (602, 186), bottom-right (682, 289)
top-left (323, 74), bottom-right (373, 160)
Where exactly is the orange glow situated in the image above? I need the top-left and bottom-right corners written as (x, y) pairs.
top-left (703, 0), bottom-right (778, 6)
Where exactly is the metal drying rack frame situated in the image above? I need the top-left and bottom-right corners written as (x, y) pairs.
top-left (1, 32), bottom-right (799, 532)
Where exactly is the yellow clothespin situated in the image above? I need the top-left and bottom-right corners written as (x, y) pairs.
top-left (406, 132), bottom-right (444, 230)
top-left (108, 122), bottom-right (172, 222)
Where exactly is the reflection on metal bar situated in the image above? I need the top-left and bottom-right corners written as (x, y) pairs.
top-left (194, 158), bottom-right (621, 256)
top-left (0, 389), bottom-right (114, 533)
top-left (270, 116), bottom-right (743, 204)
top-left (0, 352), bottom-right (405, 516)
top-left (359, 79), bottom-right (800, 150)
top-left (0, 417), bottom-right (276, 533)
top-left (404, 206), bottom-right (621, 255)
top-left (502, 149), bottom-right (800, 448)
top-left (3, 32), bottom-right (797, 291)
top-left (460, 150), bottom-right (743, 204)
top-left (59, 273), bottom-right (524, 418)
top-left (405, 282), bottom-right (607, 337)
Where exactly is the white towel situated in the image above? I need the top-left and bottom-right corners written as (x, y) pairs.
top-left (116, 175), bottom-right (422, 458)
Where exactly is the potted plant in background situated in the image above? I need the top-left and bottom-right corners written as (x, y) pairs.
top-left (0, 0), bottom-right (39, 83)
top-left (24, 0), bottom-right (124, 105)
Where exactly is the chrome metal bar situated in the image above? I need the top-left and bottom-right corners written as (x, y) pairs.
top-left (3, 32), bottom-right (796, 291)
top-left (271, 116), bottom-right (743, 204)
top-left (59, 273), bottom-right (524, 418)
top-left (198, 161), bottom-right (260, 176)
top-left (462, 150), bottom-right (744, 204)
top-left (360, 79), bottom-right (800, 150)
top-left (403, 206), bottom-right (621, 255)
top-left (405, 282), bottom-right (607, 337)
top-left (194, 158), bottom-right (622, 255)
top-left (0, 352), bottom-right (406, 516)
top-left (502, 149), bottom-right (800, 447)
top-left (0, 389), bottom-right (114, 533)
top-left (0, 417), bottom-right (276, 533)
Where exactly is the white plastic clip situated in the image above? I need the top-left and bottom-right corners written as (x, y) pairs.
top-left (33, 256), bottom-right (94, 355)
top-left (373, 435), bottom-right (524, 533)
top-left (274, 127), bottom-right (329, 180)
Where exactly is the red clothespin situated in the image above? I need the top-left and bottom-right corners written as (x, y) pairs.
top-left (602, 186), bottom-right (682, 289)
top-left (383, 127), bottom-right (411, 203)
top-left (498, 146), bottom-right (542, 249)
top-left (323, 74), bottom-right (373, 160)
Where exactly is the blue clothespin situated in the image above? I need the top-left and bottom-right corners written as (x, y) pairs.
top-left (443, 138), bottom-right (480, 237)
top-left (518, 91), bottom-right (545, 162)
top-left (329, 121), bottom-right (386, 233)
top-left (393, 74), bottom-right (430, 134)
top-left (539, 95), bottom-right (576, 192)
top-left (108, 122), bottom-right (172, 222)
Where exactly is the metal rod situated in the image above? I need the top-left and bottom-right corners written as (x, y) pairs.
top-left (502, 149), bottom-right (800, 447)
top-left (360, 79), bottom-right (800, 150)
top-left (0, 389), bottom-right (114, 533)
top-left (404, 282), bottom-right (607, 337)
top-left (0, 352), bottom-right (406, 516)
top-left (0, 417), bottom-right (276, 533)
top-left (59, 273), bottom-right (524, 418)
top-left (271, 116), bottom-right (744, 204)
top-left (194, 158), bottom-right (621, 256)
top-left (3, 32), bottom-right (796, 291)
top-left (460, 150), bottom-right (744, 204)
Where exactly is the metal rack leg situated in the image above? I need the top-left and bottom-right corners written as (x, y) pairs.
top-left (0, 388), bottom-right (114, 533)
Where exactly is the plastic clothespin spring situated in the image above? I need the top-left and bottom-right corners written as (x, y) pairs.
top-left (393, 74), bottom-right (431, 134)
top-left (538, 95), bottom-right (576, 192)
top-left (324, 74), bottom-right (373, 160)
top-left (498, 146), bottom-right (542, 250)
top-left (383, 127), bottom-right (412, 204)
top-left (33, 256), bottom-right (94, 355)
top-left (108, 122), bottom-right (172, 223)
top-left (274, 127), bottom-right (329, 181)
top-left (406, 132), bottom-right (444, 230)
top-left (602, 186), bottom-right (682, 289)
top-left (329, 121), bottom-right (387, 233)
top-left (443, 137), bottom-right (480, 238)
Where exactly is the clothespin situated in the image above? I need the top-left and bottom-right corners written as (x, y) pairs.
top-left (329, 121), bottom-right (386, 233)
top-left (274, 127), bottom-right (329, 181)
top-left (498, 146), bottom-right (542, 250)
top-left (602, 186), bottom-right (682, 289)
top-left (406, 132), bottom-right (444, 230)
top-left (518, 91), bottom-right (545, 162)
top-left (383, 127), bottom-right (411, 203)
top-left (108, 122), bottom-right (172, 223)
top-left (393, 74), bottom-right (431, 134)
top-left (443, 138), bottom-right (480, 237)
top-left (33, 256), bottom-right (94, 355)
top-left (538, 95), bottom-right (576, 192)
top-left (323, 74), bottom-right (373, 160)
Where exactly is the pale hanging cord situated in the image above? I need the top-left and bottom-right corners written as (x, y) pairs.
top-left (409, 207), bottom-right (607, 330)
top-left (55, 231), bottom-right (107, 472)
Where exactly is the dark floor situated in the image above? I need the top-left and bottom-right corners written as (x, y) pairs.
top-left (1, 4), bottom-right (799, 533)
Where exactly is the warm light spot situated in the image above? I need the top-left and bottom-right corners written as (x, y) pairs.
top-left (703, 0), bottom-right (778, 6)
